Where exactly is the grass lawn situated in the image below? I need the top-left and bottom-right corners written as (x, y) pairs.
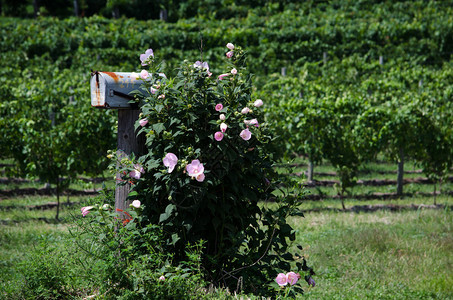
top-left (289, 208), bottom-right (453, 299)
top-left (1, 157), bottom-right (452, 299)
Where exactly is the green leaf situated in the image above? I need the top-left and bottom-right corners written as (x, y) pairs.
top-left (153, 123), bottom-right (165, 135)
top-left (159, 204), bottom-right (175, 223)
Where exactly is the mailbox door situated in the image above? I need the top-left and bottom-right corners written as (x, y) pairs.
top-left (91, 72), bottom-right (144, 108)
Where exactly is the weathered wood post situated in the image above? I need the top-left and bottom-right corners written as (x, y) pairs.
top-left (90, 71), bottom-right (145, 211)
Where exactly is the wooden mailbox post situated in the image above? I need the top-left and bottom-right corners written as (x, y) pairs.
top-left (90, 71), bottom-right (145, 211)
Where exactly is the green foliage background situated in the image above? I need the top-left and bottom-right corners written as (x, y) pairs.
top-left (0, 0), bottom-right (452, 199)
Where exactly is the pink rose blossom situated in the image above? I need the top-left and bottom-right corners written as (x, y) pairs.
top-left (140, 70), bottom-right (149, 79)
top-left (219, 114), bottom-right (226, 121)
top-left (129, 164), bottom-right (144, 179)
top-left (81, 206), bottom-right (94, 217)
top-left (215, 103), bottom-right (223, 111)
top-left (240, 128), bottom-right (252, 141)
top-left (275, 273), bottom-right (288, 287)
top-left (140, 49), bottom-right (154, 66)
top-left (231, 68), bottom-right (237, 75)
top-left (158, 94), bottom-right (165, 99)
top-left (254, 99), bottom-right (263, 107)
top-left (196, 173), bottom-right (205, 182)
top-left (226, 43), bottom-right (234, 50)
top-left (287, 272), bottom-right (299, 285)
top-left (218, 73), bottom-right (230, 80)
top-left (159, 275), bottom-right (166, 281)
top-left (193, 61), bottom-right (211, 76)
top-left (139, 118), bottom-right (148, 127)
top-left (241, 107), bottom-right (250, 114)
top-left (186, 160), bottom-right (205, 180)
top-left (193, 60), bottom-right (209, 71)
top-left (244, 118), bottom-right (259, 127)
top-left (214, 131), bottom-right (224, 141)
top-left (226, 51), bottom-right (233, 58)
top-left (220, 123), bottom-right (228, 133)
top-left (193, 61), bottom-right (202, 68)
top-left (163, 153), bottom-right (178, 173)
top-left (150, 87), bottom-right (158, 94)
top-left (131, 200), bottom-right (141, 208)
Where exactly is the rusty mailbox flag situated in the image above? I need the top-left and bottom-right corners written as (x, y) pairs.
top-left (90, 71), bottom-right (144, 108)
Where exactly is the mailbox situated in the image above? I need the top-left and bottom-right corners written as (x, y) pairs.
top-left (90, 71), bottom-right (144, 108)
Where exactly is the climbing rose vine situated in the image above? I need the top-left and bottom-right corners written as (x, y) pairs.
top-left (116, 43), bottom-right (314, 297)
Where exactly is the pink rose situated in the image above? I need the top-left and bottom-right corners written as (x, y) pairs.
top-left (193, 61), bottom-right (211, 75)
top-left (226, 51), bottom-right (233, 58)
top-left (240, 128), bottom-right (252, 141)
top-left (139, 118), bottom-right (148, 127)
top-left (275, 273), bottom-right (288, 287)
top-left (158, 94), bottom-right (165, 99)
top-left (215, 103), bottom-right (223, 111)
top-left (81, 206), bottom-right (94, 217)
top-left (218, 73), bottom-right (230, 80)
top-left (231, 68), bottom-right (237, 75)
top-left (286, 272), bottom-right (299, 285)
top-left (150, 87), bottom-right (158, 94)
top-left (241, 107), bottom-right (250, 114)
top-left (140, 70), bottom-right (149, 79)
top-left (254, 99), bottom-right (263, 107)
top-left (219, 114), bottom-right (226, 121)
top-left (140, 49), bottom-right (154, 66)
top-left (214, 131), bottom-right (224, 141)
top-left (196, 173), bottom-right (205, 182)
top-left (244, 119), bottom-right (259, 127)
top-left (163, 153), bottom-right (178, 173)
top-left (186, 160), bottom-right (205, 180)
top-left (131, 200), bottom-right (141, 208)
top-left (226, 43), bottom-right (234, 50)
top-left (129, 164), bottom-right (144, 179)
top-left (159, 275), bottom-right (165, 281)
top-left (220, 123), bottom-right (228, 133)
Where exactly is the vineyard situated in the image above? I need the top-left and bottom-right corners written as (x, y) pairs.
top-left (0, 0), bottom-right (452, 298)
top-left (1, 1), bottom-right (452, 198)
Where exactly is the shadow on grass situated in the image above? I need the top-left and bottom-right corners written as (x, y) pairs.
top-left (303, 191), bottom-right (453, 201)
top-left (300, 203), bottom-right (453, 214)
top-left (0, 217), bottom-right (72, 225)
top-left (0, 201), bottom-right (81, 211)
top-left (0, 187), bottom-right (100, 199)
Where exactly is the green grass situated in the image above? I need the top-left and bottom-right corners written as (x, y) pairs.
top-left (290, 208), bottom-right (453, 299)
top-left (0, 221), bottom-right (72, 296)
top-left (1, 158), bottom-right (452, 299)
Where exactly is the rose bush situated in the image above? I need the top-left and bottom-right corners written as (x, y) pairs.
top-left (110, 43), bottom-right (314, 296)
top-left (73, 193), bottom-right (208, 299)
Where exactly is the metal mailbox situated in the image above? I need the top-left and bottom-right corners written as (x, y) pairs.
top-left (90, 71), bottom-right (144, 108)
